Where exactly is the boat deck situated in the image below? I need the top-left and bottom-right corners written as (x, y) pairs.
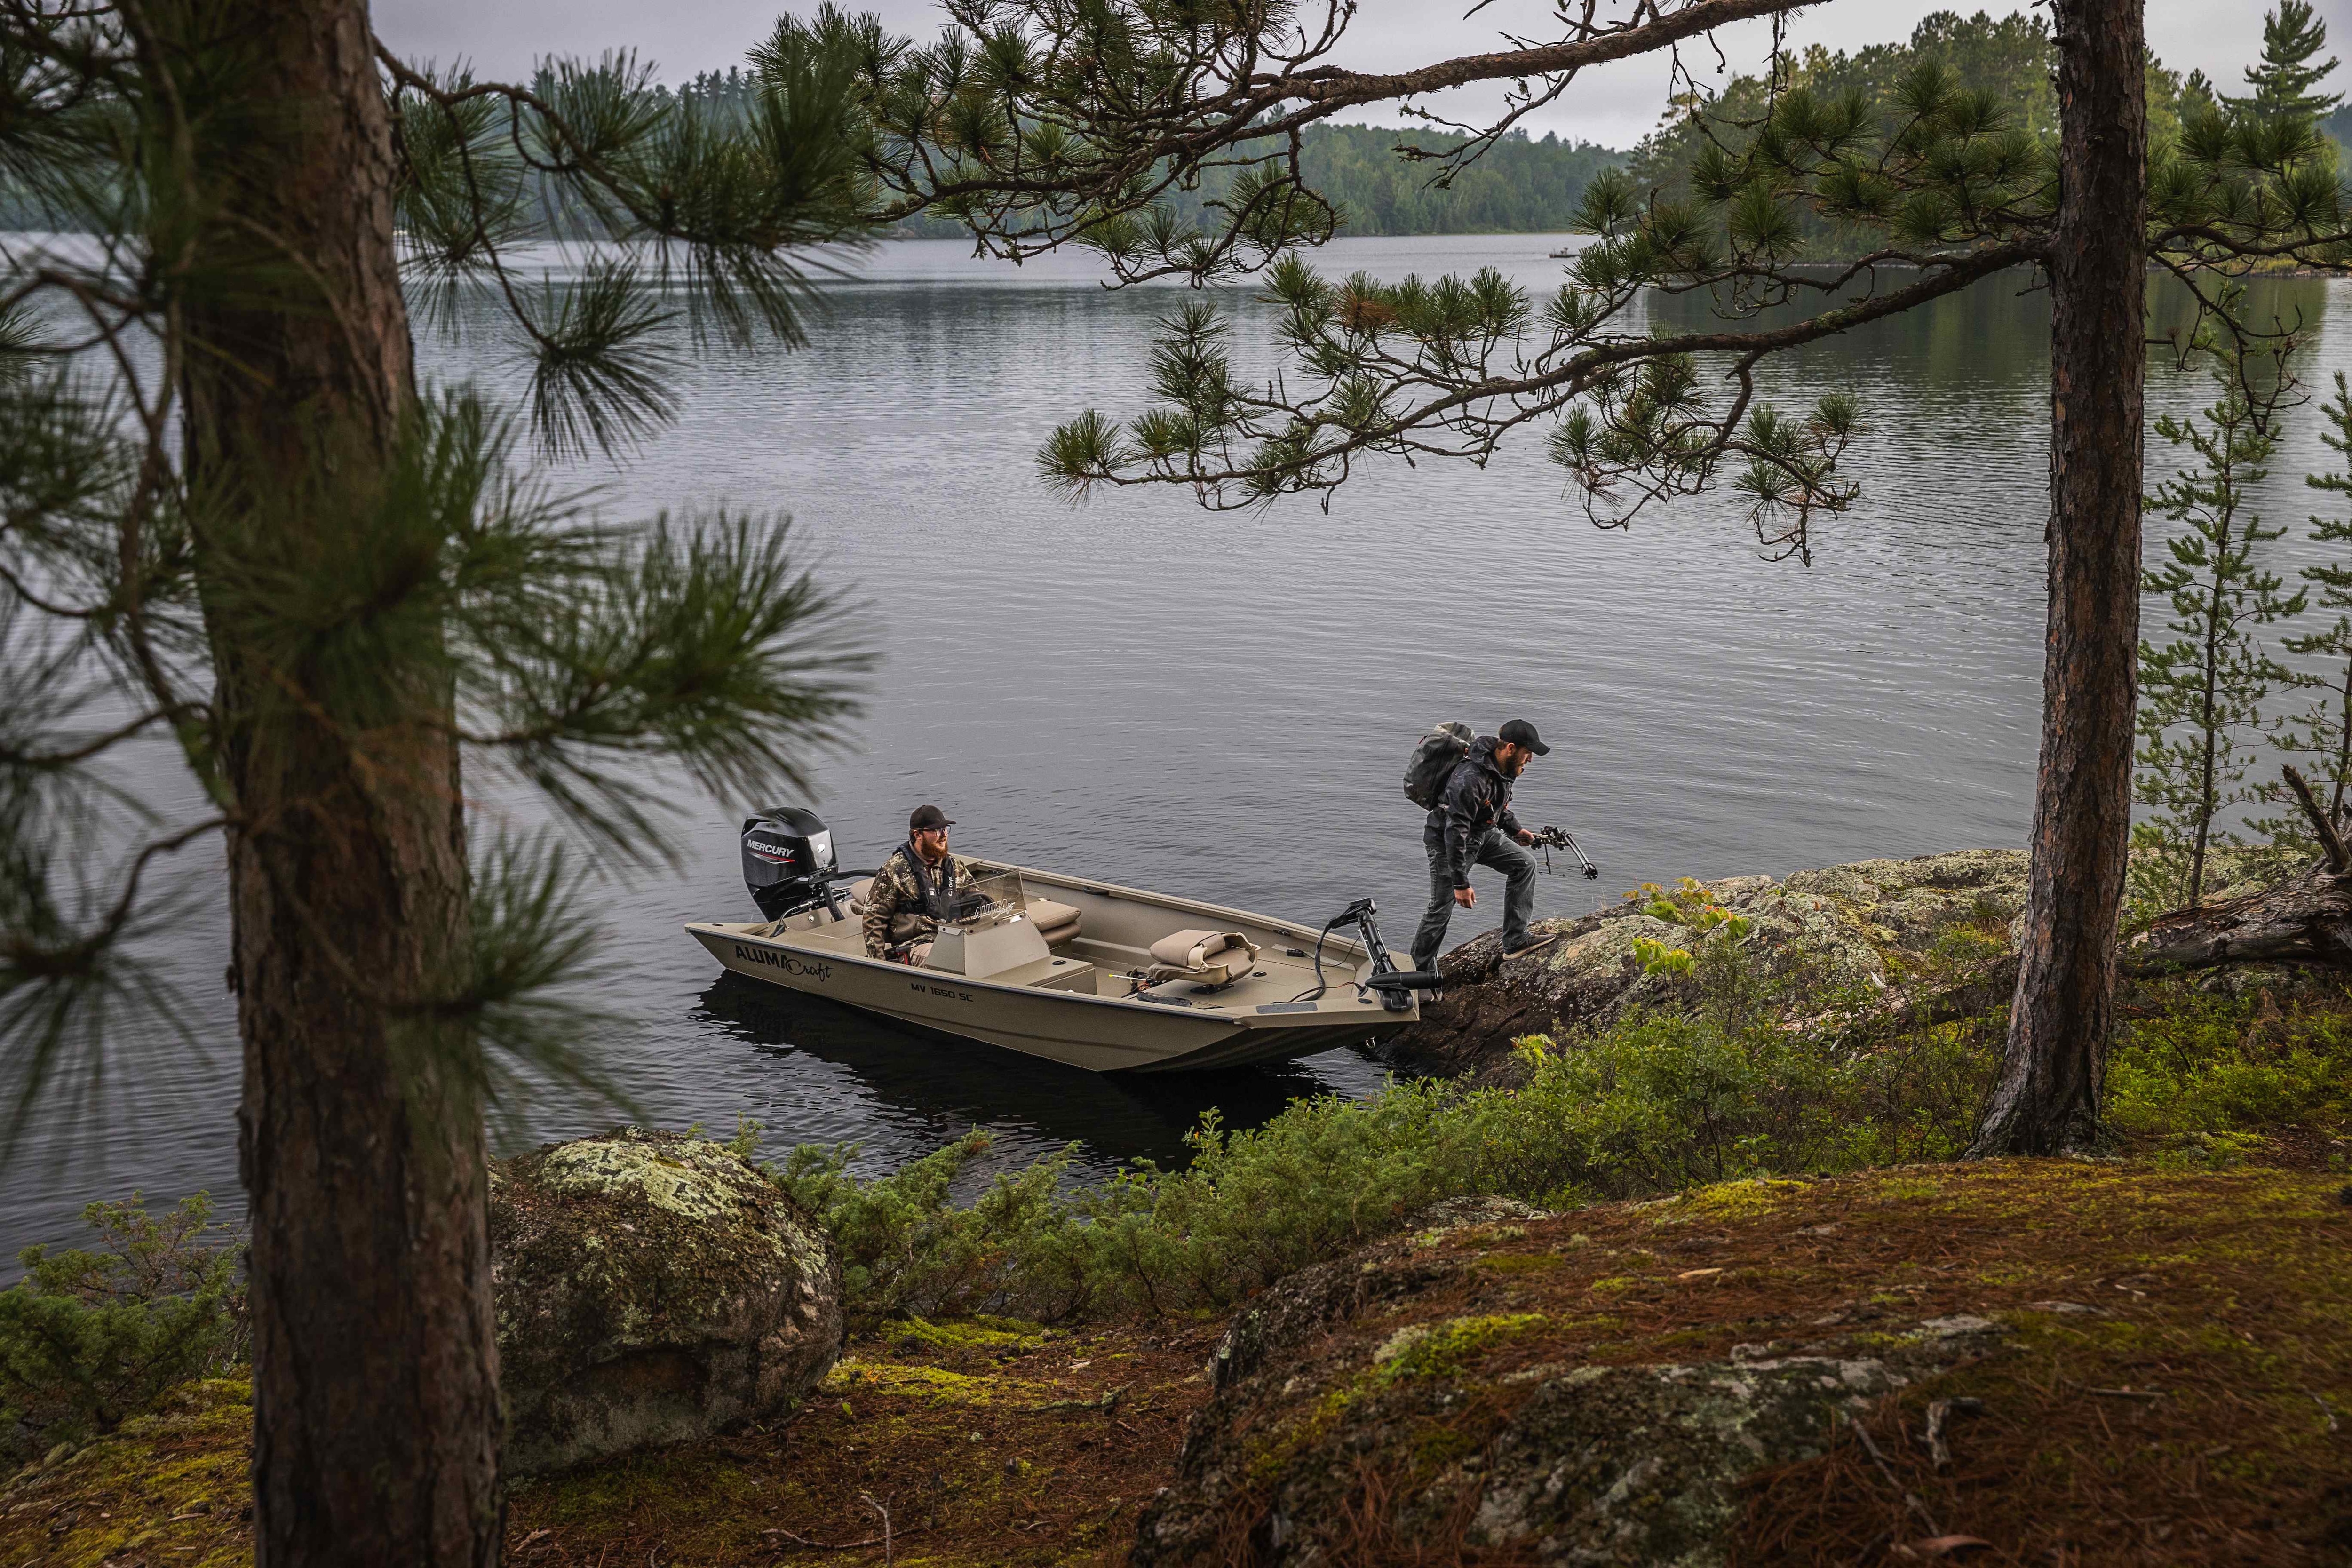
top-left (725, 898), bottom-right (1379, 1015)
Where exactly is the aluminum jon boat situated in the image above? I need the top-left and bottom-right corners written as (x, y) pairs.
top-left (683, 810), bottom-right (1430, 1073)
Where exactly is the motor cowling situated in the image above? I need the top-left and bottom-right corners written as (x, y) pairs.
top-left (742, 808), bottom-right (838, 920)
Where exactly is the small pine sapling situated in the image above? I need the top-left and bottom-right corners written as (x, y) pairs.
top-left (2263, 374), bottom-right (2352, 857)
top-left (2224, 0), bottom-right (2343, 128)
top-left (0, 1194), bottom-right (246, 1463)
top-left (2135, 366), bottom-right (2305, 909)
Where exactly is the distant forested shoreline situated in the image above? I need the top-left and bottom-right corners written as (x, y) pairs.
top-left (6, 14), bottom-right (2345, 241)
top-left (889, 120), bottom-right (1625, 240)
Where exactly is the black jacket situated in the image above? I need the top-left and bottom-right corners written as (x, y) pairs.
top-left (1427, 736), bottom-right (1526, 888)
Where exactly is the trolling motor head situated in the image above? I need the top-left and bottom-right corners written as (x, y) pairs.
top-left (1532, 826), bottom-right (1601, 879)
top-left (741, 808), bottom-right (839, 920)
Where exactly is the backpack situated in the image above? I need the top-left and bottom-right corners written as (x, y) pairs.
top-left (1404, 722), bottom-right (1475, 811)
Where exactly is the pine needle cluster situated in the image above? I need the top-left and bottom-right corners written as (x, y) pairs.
top-left (0, 6), bottom-right (874, 1144)
top-left (1008, 3), bottom-right (2352, 552)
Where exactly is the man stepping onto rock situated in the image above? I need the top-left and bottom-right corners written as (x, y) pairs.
top-left (1413, 719), bottom-right (1560, 976)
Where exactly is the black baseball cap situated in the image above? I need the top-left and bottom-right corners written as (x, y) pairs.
top-left (909, 804), bottom-right (955, 832)
top-left (1498, 719), bottom-right (1550, 756)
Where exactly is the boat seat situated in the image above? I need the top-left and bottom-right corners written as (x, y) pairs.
top-left (1144, 928), bottom-right (1260, 989)
top-left (1025, 899), bottom-right (1081, 945)
top-left (845, 877), bottom-right (1080, 945)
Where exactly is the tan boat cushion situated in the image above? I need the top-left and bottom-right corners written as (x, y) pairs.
top-left (848, 877), bottom-right (876, 911)
top-left (1145, 928), bottom-right (1260, 987)
top-left (1025, 898), bottom-right (1081, 943)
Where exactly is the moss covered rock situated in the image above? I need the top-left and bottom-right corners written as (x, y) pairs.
top-left (490, 1127), bottom-right (842, 1475)
top-left (1128, 1163), bottom-right (2352, 1566)
top-left (1382, 849), bottom-right (2030, 1082)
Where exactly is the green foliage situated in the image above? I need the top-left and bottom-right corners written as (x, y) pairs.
top-left (1, 374), bottom-right (868, 1123)
top-left (1019, 0), bottom-right (2351, 532)
top-left (2267, 374), bottom-right (2352, 840)
top-left (773, 1131), bottom-right (1103, 1324)
top-left (773, 933), bottom-right (1997, 1327)
top-left (773, 930), bottom-right (2352, 1333)
top-left (2225, 0), bottom-right (2342, 128)
top-left (2106, 978), bottom-right (2352, 1142)
top-left (2136, 357), bottom-right (2304, 908)
top-left (1627, 11), bottom-right (2074, 255)
top-left (1626, 879), bottom-right (1754, 976)
top-left (387, 33), bottom-right (878, 459)
top-left (0, 1194), bottom-right (245, 1464)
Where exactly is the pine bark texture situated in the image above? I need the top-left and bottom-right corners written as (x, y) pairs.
top-left (168, 1), bottom-right (503, 1562)
top-left (1970, 0), bottom-right (2149, 1156)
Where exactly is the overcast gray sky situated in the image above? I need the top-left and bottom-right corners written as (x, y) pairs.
top-left (374, 0), bottom-right (2352, 148)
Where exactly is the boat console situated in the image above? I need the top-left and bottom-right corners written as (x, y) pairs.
top-left (922, 899), bottom-right (1050, 979)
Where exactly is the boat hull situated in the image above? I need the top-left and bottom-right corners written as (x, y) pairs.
top-left (685, 862), bottom-right (1414, 1073)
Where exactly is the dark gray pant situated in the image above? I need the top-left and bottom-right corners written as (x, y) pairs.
top-left (1413, 825), bottom-right (1538, 970)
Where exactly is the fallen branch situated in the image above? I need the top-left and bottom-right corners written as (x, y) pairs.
top-left (766, 1523), bottom-right (930, 1553)
top-left (2130, 766), bottom-right (2352, 970)
top-left (1026, 1383), bottom-right (1128, 1414)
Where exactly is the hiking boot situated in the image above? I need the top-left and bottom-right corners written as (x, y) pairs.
top-left (1502, 933), bottom-right (1561, 961)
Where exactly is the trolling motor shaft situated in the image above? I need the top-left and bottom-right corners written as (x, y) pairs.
top-left (1330, 897), bottom-right (1442, 1013)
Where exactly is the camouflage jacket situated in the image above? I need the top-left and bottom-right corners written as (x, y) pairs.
top-left (863, 844), bottom-right (991, 957)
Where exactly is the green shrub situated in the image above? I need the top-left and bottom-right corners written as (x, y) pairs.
top-left (0, 1192), bottom-right (246, 1464)
top-left (766, 939), bottom-right (2352, 1333)
top-left (2106, 978), bottom-right (2352, 1138)
top-left (768, 930), bottom-right (2001, 1328)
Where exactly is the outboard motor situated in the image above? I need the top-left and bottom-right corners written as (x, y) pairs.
top-left (742, 808), bottom-right (840, 921)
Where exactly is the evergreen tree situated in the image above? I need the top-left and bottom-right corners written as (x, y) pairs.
top-left (879, 0), bottom-right (2350, 1152)
top-left (2225, 0), bottom-right (2342, 127)
top-left (0, 6), bottom-right (873, 1561)
top-left (2135, 366), bottom-right (2304, 908)
top-left (2267, 374), bottom-right (2352, 838)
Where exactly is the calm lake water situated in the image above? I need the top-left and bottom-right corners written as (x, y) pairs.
top-left (10, 236), bottom-right (2351, 1254)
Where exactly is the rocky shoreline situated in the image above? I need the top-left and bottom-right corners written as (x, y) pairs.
top-left (1377, 849), bottom-right (2033, 1082)
top-left (5, 849), bottom-right (2349, 1564)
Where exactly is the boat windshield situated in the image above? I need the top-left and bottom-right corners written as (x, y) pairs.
top-left (958, 867), bottom-right (1027, 920)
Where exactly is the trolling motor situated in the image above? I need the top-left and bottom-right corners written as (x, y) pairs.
top-left (1531, 825), bottom-right (1601, 879)
top-left (742, 808), bottom-right (849, 921)
top-left (1326, 897), bottom-right (1443, 1013)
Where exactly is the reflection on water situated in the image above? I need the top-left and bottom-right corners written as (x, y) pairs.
top-left (691, 974), bottom-right (1374, 1176)
top-left (7, 235), bottom-right (2350, 1255)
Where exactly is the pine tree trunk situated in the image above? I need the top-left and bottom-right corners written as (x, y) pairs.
top-left (164, 2), bottom-right (504, 1562)
top-left (1968, 0), bottom-right (2148, 1157)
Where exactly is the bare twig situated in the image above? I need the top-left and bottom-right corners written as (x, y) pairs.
top-left (1845, 1411), bottom-right (1942, 1538)
top-left (1918, 1397), bottom-right (1983, 1473)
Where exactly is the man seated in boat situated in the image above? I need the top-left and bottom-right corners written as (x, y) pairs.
top-left (863, 804), bottom-right (993, 963)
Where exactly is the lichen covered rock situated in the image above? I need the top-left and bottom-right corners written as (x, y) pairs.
top-left (490, 1127), bottom-right (842, 1475)
top-left (1382, 849), bottom-right (2030, 1082)
top-left (1133, 1163), bottom-right (2352, 1564)
top-left (1131, 1180), bottom-right (2011, 1568)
